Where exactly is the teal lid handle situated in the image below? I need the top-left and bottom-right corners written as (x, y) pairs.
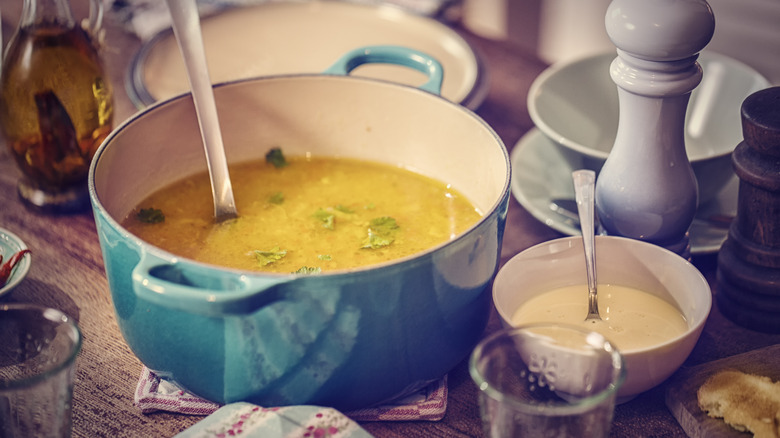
top-left (324, 45), bottom-right (444, 95)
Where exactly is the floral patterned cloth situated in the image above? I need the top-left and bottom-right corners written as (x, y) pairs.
top-left (135, 367), bottom-right (449, 422)
top-left (174, 402), bottom-right (374, 438)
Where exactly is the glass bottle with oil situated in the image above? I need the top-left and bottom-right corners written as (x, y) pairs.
top-left (0, 0), bottom-right (113, 213)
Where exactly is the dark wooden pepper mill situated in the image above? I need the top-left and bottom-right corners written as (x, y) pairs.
top-left (717, 86), bottom-right (780, 333)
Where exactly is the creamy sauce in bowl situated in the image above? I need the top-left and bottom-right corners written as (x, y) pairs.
top-left (510, 284), bottom-right (688, 351)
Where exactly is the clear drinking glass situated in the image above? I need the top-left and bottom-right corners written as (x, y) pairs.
top-left (470, 324), bottom-right (625, 438)
top-left (0, 304), bottom-right (82, 437)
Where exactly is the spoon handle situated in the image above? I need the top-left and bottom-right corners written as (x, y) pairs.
top-left (573, 170), bottom-right (599, 319)
top-left (166, 0), bottom-right (237, 221)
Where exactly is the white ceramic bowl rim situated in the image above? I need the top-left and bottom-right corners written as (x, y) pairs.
top-left (90, 73), bottom-right (512, 277)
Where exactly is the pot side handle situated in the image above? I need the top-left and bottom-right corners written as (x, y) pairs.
top-left (323, 45), bottom-right (444, 95)
top-left (131, 252), bottom-right (293, 317)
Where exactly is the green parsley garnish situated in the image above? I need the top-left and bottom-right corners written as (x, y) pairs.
top-left (313, 208), bottom-right (335, 230)
top-left (293, 266), bottom-right (321, 275)
top-left (318, 254), bottom-right (332, 261)
top-left (265, 148), bottom-right (288, 168)
top-left (254, 247), bottom-right (287, 266)
top-left (335, 205), bottom-right (355, 214)
top-left (362, 216), bottom-right (399, 249)
top-left (269, 192), bottom-right (285, 204)
top-left (136, 208), bottom-right (165, 224)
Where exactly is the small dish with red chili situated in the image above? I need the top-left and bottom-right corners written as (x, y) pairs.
top-left (0, 227), bottom-right (31, 297)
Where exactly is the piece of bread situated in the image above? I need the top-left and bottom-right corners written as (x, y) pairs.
top-left (697, 369), bottom-right (780, 438)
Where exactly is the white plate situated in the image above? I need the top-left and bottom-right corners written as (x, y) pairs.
top-left (127, 1), bottom-right (486, 109)
top-left (511, 128), bottom-right (736, 255)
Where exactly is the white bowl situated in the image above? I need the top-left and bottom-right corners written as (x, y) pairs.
top-left (528, 51), bottom-right (770, 204)
top-left (492, 236), bottom-right (711, 401)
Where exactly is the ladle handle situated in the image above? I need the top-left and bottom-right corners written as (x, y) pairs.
top-left (166, 0), bottom-right (237, 221)
top-left (573, 170), bottom-right (598, 296)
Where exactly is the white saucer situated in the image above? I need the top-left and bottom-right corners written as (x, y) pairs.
top-left (511, 128), bottom-right (736, 255)
top-left (127, 1), bottom-right (486, 109)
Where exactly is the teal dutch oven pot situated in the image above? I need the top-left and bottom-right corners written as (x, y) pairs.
top-left (89, 46), bottom-right (510, 410)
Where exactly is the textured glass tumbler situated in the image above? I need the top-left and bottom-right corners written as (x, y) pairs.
top-left (470, 324), bottom-right (625, 437)
top-left (0, 304), bottom-right (82, 437)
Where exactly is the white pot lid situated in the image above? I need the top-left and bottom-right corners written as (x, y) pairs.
top-left (126, 1), bottom-right (487, 110)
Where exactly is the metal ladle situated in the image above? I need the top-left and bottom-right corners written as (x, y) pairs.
top-left (165, 0), bottom-right (238, 222)
top-left (573, 169), bottom-right (601, 322)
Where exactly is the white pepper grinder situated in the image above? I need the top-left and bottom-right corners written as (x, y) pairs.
top-left (595, 0), bottom-right (715, 257)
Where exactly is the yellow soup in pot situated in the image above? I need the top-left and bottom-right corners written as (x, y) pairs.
top-left (122, 152), bottom-right (483, 273)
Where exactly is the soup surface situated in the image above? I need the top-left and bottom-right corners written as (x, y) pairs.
top-left (510, 284), bottom-right (688, 351)
top-left (123, 152), bottom-right (482, 273)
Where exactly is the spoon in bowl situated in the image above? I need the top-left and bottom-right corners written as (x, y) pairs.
top-left (573, 169), bottom-right (601, 322)
top-left (165, 0), bottom-right (238, 222)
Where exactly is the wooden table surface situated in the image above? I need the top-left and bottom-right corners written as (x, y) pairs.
top-left (2, 3), bottom-right (779, 437)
